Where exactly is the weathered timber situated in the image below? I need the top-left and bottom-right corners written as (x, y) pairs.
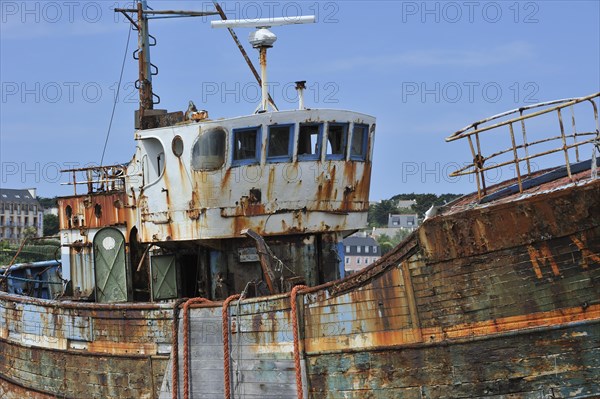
top-left (0, 294), bottom-right (173, 398)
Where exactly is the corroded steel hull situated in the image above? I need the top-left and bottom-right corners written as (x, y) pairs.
top-left (159, 177), bottom-right (600, 398)
top-left (0, 297), bottom-right (174, 398)
top-left (1, 179), bottom-right (599, 398)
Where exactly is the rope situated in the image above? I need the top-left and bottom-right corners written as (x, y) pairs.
top-left (171, 298), bottom-right (188, 399)
top-left (100, 18), bottom-right (132, 166)
top-left (222, 294), bottom-right (241, 399)
top-left (183, 297), bottom-right (212, 399)
top-left (291, 285), bottom-right (308, 399)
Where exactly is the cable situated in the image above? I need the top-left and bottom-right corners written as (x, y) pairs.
top-left (100, 21), bottom-right (133, 166)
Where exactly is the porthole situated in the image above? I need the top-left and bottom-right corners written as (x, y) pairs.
top-left (172, 135), bottom-right (184, 157)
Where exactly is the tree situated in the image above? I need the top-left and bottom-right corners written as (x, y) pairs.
top-left (38, 197), bottom-right (58, 210)
top-left (390, 193), bottom-right (463, 218)
top-left (43, 214), bottom-right (59, 236)
top-left (23, 227), bottom-right (37, 239)
top-left (368, 200), bottom-right (399, 227)
top-left (375, 230), bottom-right (411, 255)
top-left (380, 241), bottom-right (395, 255)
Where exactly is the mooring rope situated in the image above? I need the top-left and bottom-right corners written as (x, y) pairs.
top-left (222, 294), bottom-right (241, 399)
top-left (182, 297), bottom-right (213, 399)
top-left (171, 298), bottom-right (188, 399)
top-left (291, 285), bottom-right (308, 399)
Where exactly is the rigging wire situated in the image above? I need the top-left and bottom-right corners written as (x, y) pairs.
top-left (100, 21), bottom-right (133, 166)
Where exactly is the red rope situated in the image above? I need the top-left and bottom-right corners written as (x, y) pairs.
top-left (222, 294), bottom-right (241, 399)
top-left (291, 285), bottom-right (308, 399)
top-left (182, 297), bottom-right (212, 399)
top-left (171, 298), bottom-right (188, 399)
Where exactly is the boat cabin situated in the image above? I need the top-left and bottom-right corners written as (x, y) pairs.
top-left (57, 109), bottom-right (375, 303)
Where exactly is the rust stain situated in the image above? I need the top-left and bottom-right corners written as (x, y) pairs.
top-left (160, 171), bottom-right (174, 241)
top-left (267, 166), bottom-right (275, 200)
top-left (221, 168), bottom-right (232, 191)
top-left (58, 193), bottom-right (128, 231)
top-left (571, 234), bottom-right (600, 269)
top-left (305, 303), bottom-right (600, 353)
top-left (187, 190), bottom-right (201, 220)
top-left (86, 341), bottom-right (158, 356)
top-left (527, 244), bottom-right (561, 278)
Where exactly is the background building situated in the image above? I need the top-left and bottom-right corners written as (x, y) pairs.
top-left (0, 188), bottom-right (43, 242)
top-left (388, 213), bottom-right (419, 230)
top-left (343, 234), bottom-right (381, 273)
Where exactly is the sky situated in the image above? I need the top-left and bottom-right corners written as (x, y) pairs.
top-left (1, 0), bottom-right (599, 200)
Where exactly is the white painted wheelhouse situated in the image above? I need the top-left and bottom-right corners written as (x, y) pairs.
top-left (129, 109), bottom-right (375, 242)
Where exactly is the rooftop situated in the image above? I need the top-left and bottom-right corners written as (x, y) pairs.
top-left (0, 188), bottom-right (40, 205)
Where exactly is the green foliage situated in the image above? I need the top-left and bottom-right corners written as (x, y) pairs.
top-left (367, 193), bottom-right (463, 226)
top-left (376, 230), bottom-right (411, 255)
top-left (38, 196), bottom-right (58, 209)
top-left (379, 241), bottom-right (394, 255)
top-left (0, 241), bottom-right (60, 265)
top-left (390, 193), bottom-right (463, 218)
top-left (43, 214), bottom-right (59, 236)
top-left (23, 227), bottom-right (37, 239)
top-left (368, 199), bottom-right (399, 227)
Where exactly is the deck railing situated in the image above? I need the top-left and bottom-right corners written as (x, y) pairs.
top-left (61, 164), bottom-right (126, 195)
top-left (446, 93), bottom-right (600, 199)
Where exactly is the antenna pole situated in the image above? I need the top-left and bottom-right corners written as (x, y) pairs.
top-left (259, 47), bottom-right (269, 112)
top-left (137, 0), bottom-right (154, 119)
top-left (114, 4), bottom-right (219, 128)
top-left (212, 15), bottom-right (315, 113)
top-left (213, 2), bottom-right (278, 111)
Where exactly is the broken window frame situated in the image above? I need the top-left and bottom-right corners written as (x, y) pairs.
top-left (191, 127), bottom-right (227, 171)
top-left (231, 126), bottom-right (262, 167)
top-left (267, 124), bottom-right (294, 163)
top-left (350, 123), bottom-right (369, 161)
top-left (325, 122), bottom-right (349, 161)
top-left (297, 122), bottom-right (323, 161)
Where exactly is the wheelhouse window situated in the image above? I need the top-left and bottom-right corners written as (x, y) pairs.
top-left (267, 124), bottom-right (293, 162)
top-left (350, 124), bottom-right (369, 161)
top-left (192, 127), bottom-right (226, 170)
top-left (232, 126), bottom-right (261, 166)
top-left (298, 123), bottom-right (322, 161)
top-left (325, 123), bottom-right (348, 160)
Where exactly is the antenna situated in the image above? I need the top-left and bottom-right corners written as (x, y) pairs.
top-left (212, 16), bottom-right (316, 112)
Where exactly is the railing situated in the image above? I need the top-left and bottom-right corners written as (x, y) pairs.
top-left (446, 92), bottom-right (600, 199)
top-left (61, 164), bottom-right (126, 196)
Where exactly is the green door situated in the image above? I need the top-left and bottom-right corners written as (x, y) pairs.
top-left (93, 227), bottom-right (130, 303)
top-left (151, 255), bottom-right (179, 301)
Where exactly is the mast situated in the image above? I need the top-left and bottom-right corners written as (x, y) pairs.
top-left (115, 3), bottom-right (219, 129)
top-left (137, 0), bottom-right (153, 116)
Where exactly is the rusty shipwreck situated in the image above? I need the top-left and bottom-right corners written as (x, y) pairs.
top-left (1, 2), bottom-right (599, 398)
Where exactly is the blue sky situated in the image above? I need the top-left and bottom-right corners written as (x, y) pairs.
top-left (1, 0), bottom-right (599, 199)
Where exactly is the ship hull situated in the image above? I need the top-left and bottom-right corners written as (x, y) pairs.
top-left (0, 296), bottom-right (174, 398)
top-left (162, 178), bottom-right (600, 398)
top-left (1, 180), bottom-right (599, 398)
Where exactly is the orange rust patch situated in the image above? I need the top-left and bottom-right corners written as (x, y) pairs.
top-left (58, 193), bottom-right (129, 231)
top-left (571, 234), bottom-right (600, 268)
top-left (86, 341), bottom-right (158, 356)
top-left (527, 244), bottom-right (561, 278)
top-left (423, 303), bottom-right (600, 341)
top-left (305, 303), bottom-right (600, 353)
